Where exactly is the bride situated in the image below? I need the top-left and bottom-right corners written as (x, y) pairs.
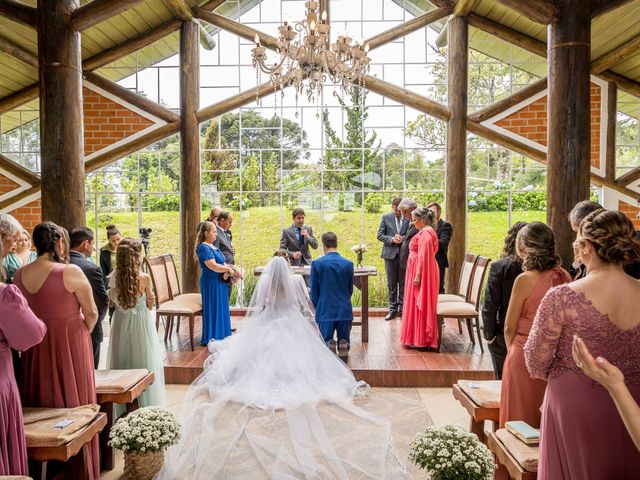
top-left (157, 256), bottom-right (411, 479)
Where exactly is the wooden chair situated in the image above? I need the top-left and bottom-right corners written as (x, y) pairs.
top-left (438, 253), bottom-right (478, 334)
top-left (487, 430), bottom-right (538, 480)
top-left (437, 256), bottom-right (491, 352)
top-left (95, 369), bottom-right (155, 471)
top-left (144, 255), bottom-right (203, 350)
top-left (23, 405), bottom-right (107, 480)
top-left (452, 380), bottom-right (501, 444)
top-left (162, 253), bottom-right (202, 334)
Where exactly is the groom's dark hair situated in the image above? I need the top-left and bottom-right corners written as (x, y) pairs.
top-left (322, 232), bottom-right (338, 248)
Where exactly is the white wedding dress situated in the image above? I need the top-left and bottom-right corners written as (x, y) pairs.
top-left (157, 257), bottom-right (410, 479)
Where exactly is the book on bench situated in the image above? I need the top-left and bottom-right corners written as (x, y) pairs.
top-left (505, 421), bottom-right (540, 445)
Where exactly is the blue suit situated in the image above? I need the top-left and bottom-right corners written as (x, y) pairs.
top-left (310, 251), bottom-right (354, 345)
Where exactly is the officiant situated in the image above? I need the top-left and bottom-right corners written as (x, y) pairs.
top-left (280, 208), bottom-right (318, 266)
top-left (377, 197), bottom-right (408, 321)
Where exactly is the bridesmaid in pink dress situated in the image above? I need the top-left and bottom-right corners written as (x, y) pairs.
top-left (401, 207), bottom-right (440, 348)
top-left (0, 213), bottom-right (46, 476)
top-left (14, 222), bottom-right (100, 480)
top-left (526, 209), bottom-right (640, 479)
top-left (500, 222), bottom-right (571, 430)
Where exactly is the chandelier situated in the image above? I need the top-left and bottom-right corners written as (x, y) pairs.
top-left (251, 0), bottom-right (371, 103)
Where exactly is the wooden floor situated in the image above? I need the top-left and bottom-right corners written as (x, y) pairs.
top-left (160, 310), bottom-right (495, 387)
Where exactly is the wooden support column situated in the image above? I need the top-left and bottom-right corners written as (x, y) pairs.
top-left (547, 0), bottom-right (591, 268)
top-left (445, 16), bottom-right (468, 293)
top-left (180, 20), bottom-right (201, 293)
top-left (605, 82), bottom-right (617, 182)
top-left (37, 0), bottom-right (85, 230)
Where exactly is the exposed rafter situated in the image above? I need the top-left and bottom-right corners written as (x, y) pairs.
top-left (494, 0), bottom-right (555, 24)
top-left (591, 0), bottom-right (637, 17)
top-left (368, 6), bottom-right (452, 50)
top-left (196, 81), bottom-right (280, 123)
top-left (163, 0), bottom-right (193, 20)
top-left (0, 84), bottom-right (38, 115)
top-left (0, 185), bottom-right (40, 210)
top-left (0, 153), bottom-right (40, 186)
top-left (598, 70), bottom-right (640, 98)
top-left (617, 167), bottom-right (640, 186)
top-left (591, 33), bottom-right (640, 73)
top-left (0, 34), bottom-right (37, 68)
top-left (469, 77), bottom-right (548, 123)
top-left (467, 13), bottom-right (547, 57)
top-left (84, 72), bottom-right (180, 123)
top-left (70, 0), bottom-right (148, 32)
top-left (194, 8), bottom-right (279, 50)
top-left (0, 0), bottom-right (36, 28)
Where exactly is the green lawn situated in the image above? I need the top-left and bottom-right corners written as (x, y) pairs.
top-left (88, 208), bottom-right (545, 306)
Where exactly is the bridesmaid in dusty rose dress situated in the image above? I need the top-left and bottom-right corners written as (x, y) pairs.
top-left (15, 222), bottom-right (100, 480)
top-left (499, 222), bottom-right (571, 430)
top-left (0, 213), bottom-right (46, 476)
top-left (526, 209), bottom-right (640, 479)
top-left (401, 207), bottom-right (440, 349)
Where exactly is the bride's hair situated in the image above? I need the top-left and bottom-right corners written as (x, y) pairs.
top-left (273, 249), bottom-right (290, 263)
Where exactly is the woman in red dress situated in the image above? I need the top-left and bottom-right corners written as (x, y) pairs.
top-left (401, 207), bottom-right (440, 348)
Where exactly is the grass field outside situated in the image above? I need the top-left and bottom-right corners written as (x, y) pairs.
top-left (88, 208), bottom-right (545, 306)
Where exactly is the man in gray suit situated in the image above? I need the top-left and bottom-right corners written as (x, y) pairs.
top-left (398, 198), bottom-right (419, 314)
top-left (214, 211), bottom-right (235, 298)
top-left (280, 207), bottom-right (318, 266)
top-left (377, 197), bottom-right (409, 320)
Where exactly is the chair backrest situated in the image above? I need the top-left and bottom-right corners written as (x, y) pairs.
top-left (144, 255), bottom-right (171, 306)
top-left (162, 254), bottom-right (181, 298)
top-left (468, 256), bottom-right (491, 309)
top-left (457, 253), bottom-right (478, 300)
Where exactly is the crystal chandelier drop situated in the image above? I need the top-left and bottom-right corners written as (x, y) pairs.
top-left (251, 0), bottom-right (371, 103)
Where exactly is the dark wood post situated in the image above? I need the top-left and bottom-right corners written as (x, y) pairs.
top-left (37, 0), bottom-right (85, 230)
top-left (547, 0), bottom-right (591, 268)
top-left (180, 20), bottom-right (201, 293)
top-left (445, 16), bottom-right (468, 293)
top-left (605, 82), bottom-right (617, 182)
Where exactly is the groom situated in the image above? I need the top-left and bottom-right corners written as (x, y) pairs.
top-left (310, 232), bottom-right (354, 357)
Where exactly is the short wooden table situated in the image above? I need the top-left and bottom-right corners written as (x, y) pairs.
top-left (95, 369), bottom-right (155, 470)
top-left (452, 380), bottom-right (501, 444)
top-left (488, 430), bottom-right (538, 480)
top-left (254, 265), bottom-right (377, 343)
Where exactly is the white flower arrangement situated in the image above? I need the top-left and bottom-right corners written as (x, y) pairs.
top-left (408, 425), bottom-right (495, 480)
top-left (109, 407), bottom-right (181, 454)
top-left (350, 244), bottom-right (369, 254)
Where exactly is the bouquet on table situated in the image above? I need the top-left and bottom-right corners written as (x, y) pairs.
top-left (223, 264), bottom-right (244, 284)
top-left (350, 244), bottom-right (369, 268)
top-left (408, 425), bottom-right (494, 480)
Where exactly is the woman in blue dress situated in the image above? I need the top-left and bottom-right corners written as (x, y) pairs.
top-left (196, 221), bottom-right (233, 344)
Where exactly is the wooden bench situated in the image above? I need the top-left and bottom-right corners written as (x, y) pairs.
top-left (23, 405), bottom-right (107, 480)
top-left (488, 429), bottom-right (538, 480)
top-left (95, 369), bottom-right (155, 471)
top-left (452, 379), bottom-right (501, 444)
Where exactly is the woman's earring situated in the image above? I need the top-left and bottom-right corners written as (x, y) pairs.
top-left (582, 251), bottom-right (587, 255)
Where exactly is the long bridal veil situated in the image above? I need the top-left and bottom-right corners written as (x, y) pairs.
top-left (157, 257), bottom-right (411, 479)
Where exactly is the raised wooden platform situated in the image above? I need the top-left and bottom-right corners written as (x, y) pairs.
top-left (160, 309), bottom-right (495, 386)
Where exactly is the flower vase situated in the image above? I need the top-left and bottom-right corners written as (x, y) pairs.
top-left (124, 450), bottom-right (165, 480)
top-left (356, 252), bottom-right (363, 269)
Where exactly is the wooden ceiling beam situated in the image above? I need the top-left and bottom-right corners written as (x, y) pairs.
top-left (70, 0), bottom-right (148, 32)
top-left (591, 0), bottom-right (636, 17)
top-left (366, 6), bottom-right (453, 50)
top-left (361, 75), bottom-right (451, 122)
top-left (199, 0), bottom-right (226, 10)
top-left (0, 153), bottom-right (40, 186)
top-left (617, 167), bottom-right (640, 186)
top-left (84, 72), bottom-right (180, 123)
top-left (468, 12), bottom-right (547, 57)
top-left (0, 185), bottom-right (40, 210)
top-left (0, 0), bottom-right (36, 28)
top-left (196, 81), bottom-right (279, 123)
top-left (469, 77), bottom-right (548, 122)
top-left (194, 7), bottom-right (279, 51)
top-left (0, 84), bottom-right (38, 114)
top-left (0, 34), bottom-right (37, 68)
top-left (453, 0), bottom-right (478, 16)
top-left (591, 173), bottom-right (640, 199)
top-left (598, 70), bottom-right (640, 98)
top-left (591, 33), bottom-right (640, 73)
top-left (85, 121), bottom-right (180, 173)
top-left (494, 0), bottom-right (555, 25)
top-left (163, 0), bottom-right (193, 21)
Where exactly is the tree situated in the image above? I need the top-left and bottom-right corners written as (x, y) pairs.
top-left (322, 87), bottom-right (383, 203)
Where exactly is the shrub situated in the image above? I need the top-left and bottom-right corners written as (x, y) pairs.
top-left (364, 193), bottom-right (385, 213)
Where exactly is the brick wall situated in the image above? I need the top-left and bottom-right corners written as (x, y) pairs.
top-left (619, 200), bottom-right (640, 230)
top-left (494, 82), bottom-right (602, 169)
top-left (1, 85), bottom-right (155, 230)
top-left (83, 87), bottom-right (154, 155)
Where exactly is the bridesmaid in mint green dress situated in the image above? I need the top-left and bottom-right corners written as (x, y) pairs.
top-left (106, 238), bottom-right (166, 408)
top-left (3, 230), bottom-right (37, 283)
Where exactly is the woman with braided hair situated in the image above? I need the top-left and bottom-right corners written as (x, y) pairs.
top-left (106, 237), bottom-right (166, 408)
top-left (14, 221), bottom-right (100, 479)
